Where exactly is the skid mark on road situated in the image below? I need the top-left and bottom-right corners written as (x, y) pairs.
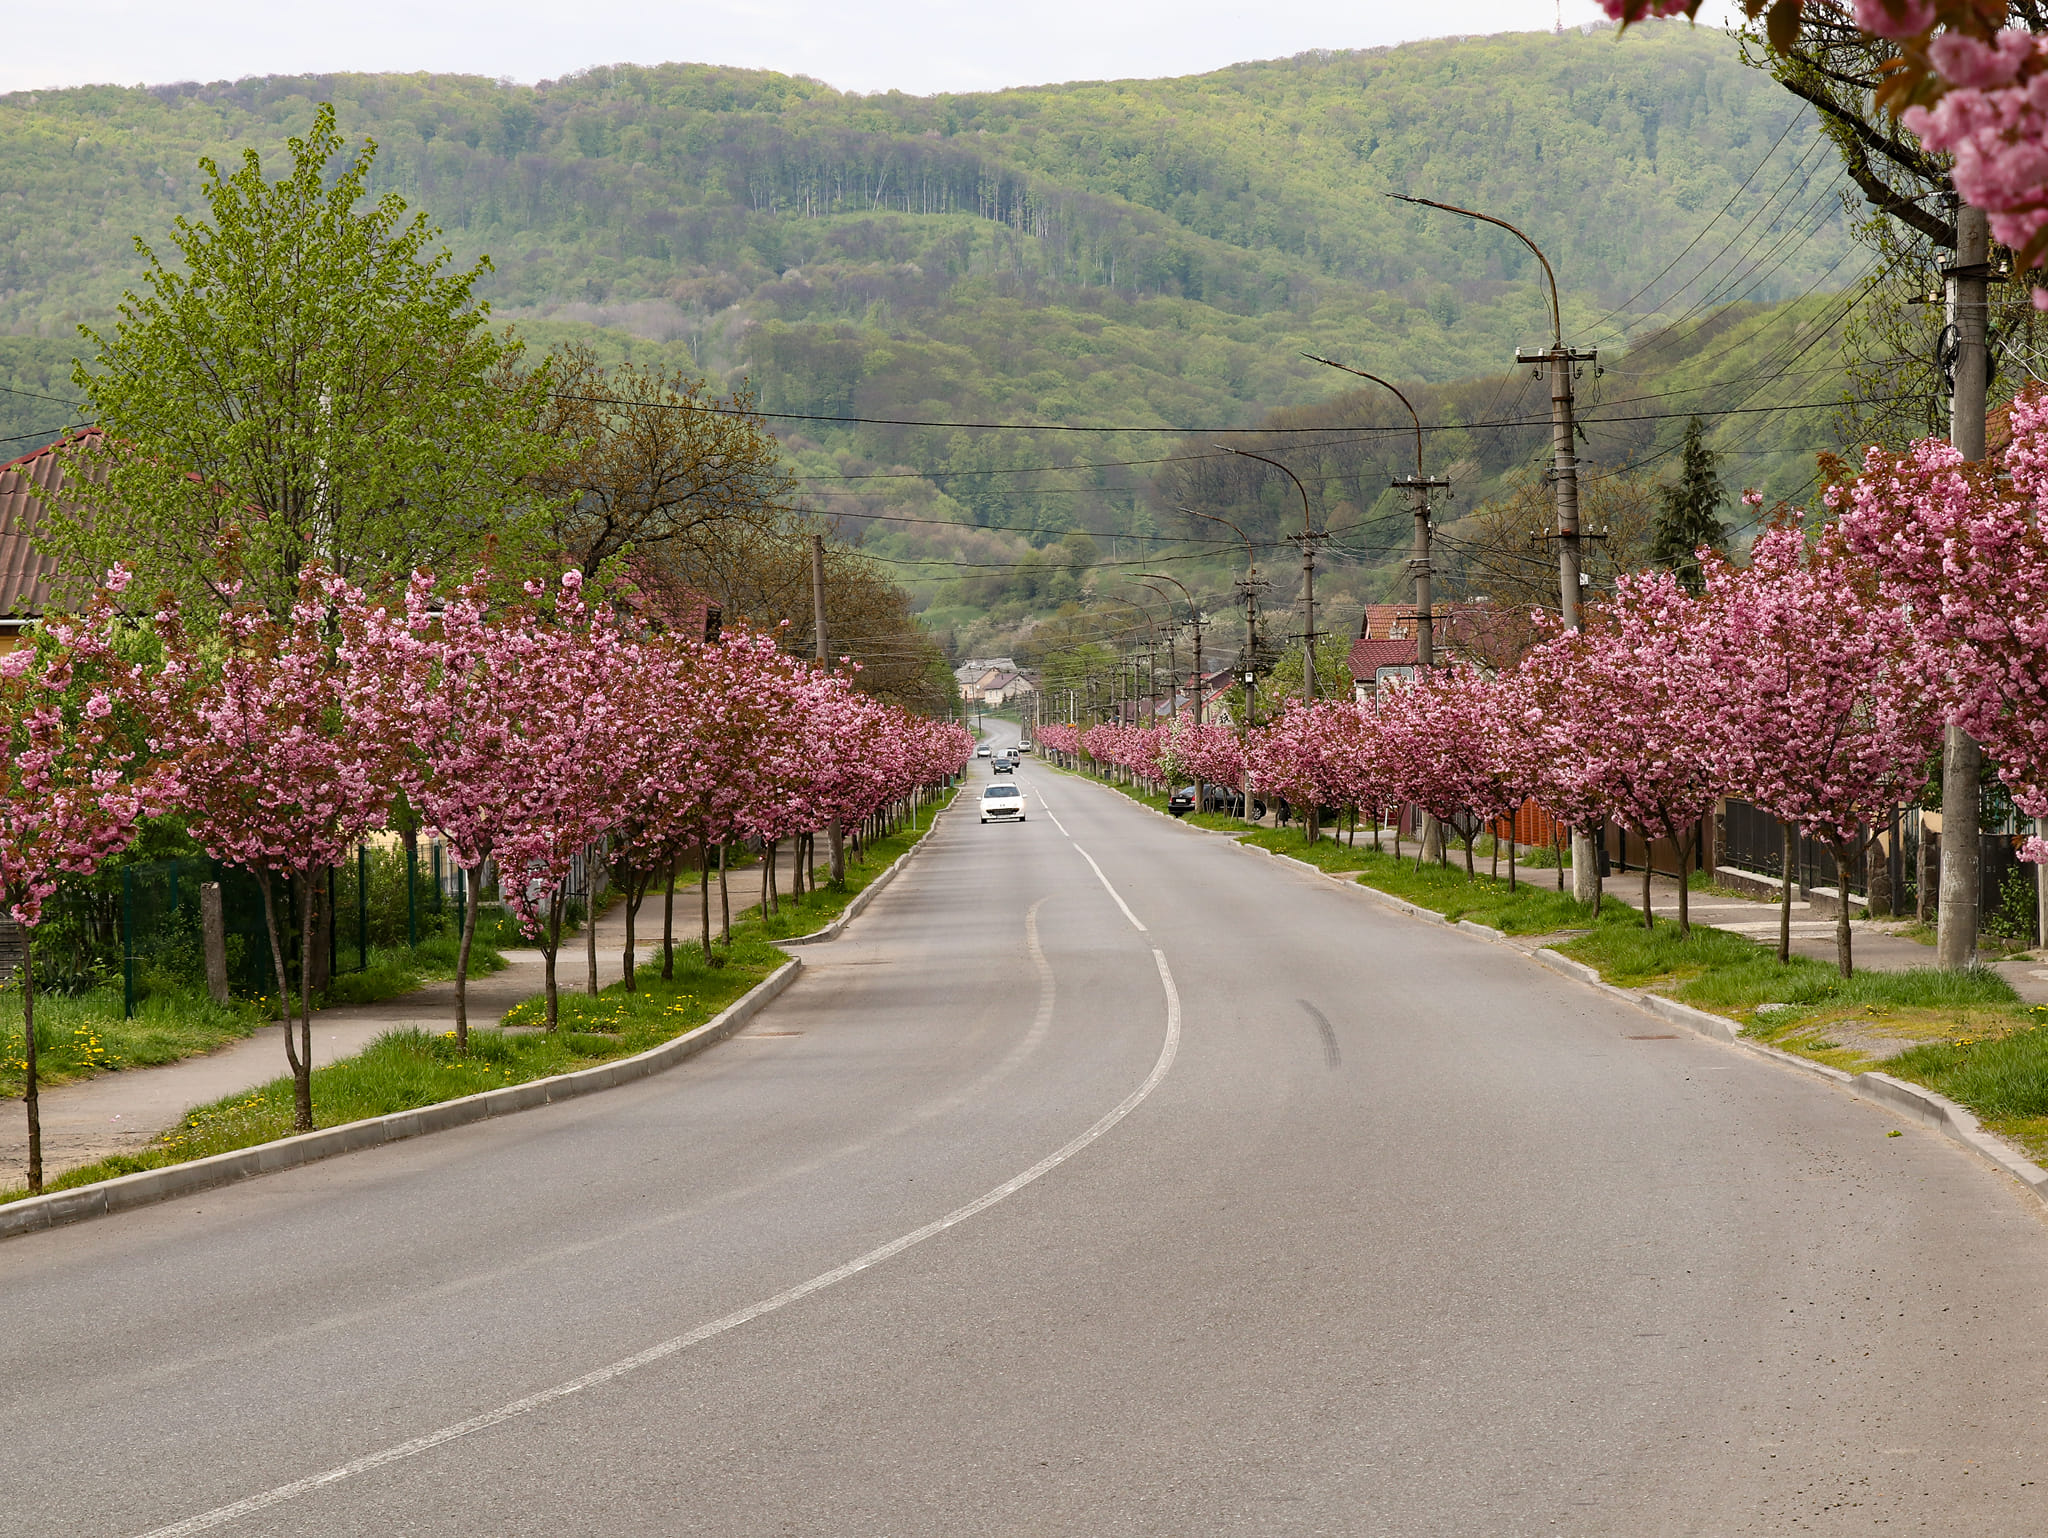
top-left (128, 941), bottom-right (1182, 1538)
top-left (1298, 1000), bottom-right (1342, 1070)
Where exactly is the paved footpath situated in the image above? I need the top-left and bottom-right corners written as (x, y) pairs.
top-left (0, 876), bottom-right (808, 1185)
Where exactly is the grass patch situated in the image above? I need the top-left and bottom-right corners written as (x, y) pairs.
top-left (0, 931), bottom-right (510, 1100)
top-left (0, 981), bottom-right (268, 1096)
top-left (319, 930), bottom-right (507, 1007)
top-left (1885, 1020), bottom-right (2048, 1162)
top-left (1242, 827), bottom-right (1608, 936)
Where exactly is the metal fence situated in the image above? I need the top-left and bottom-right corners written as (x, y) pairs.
top-left (2, 839), bottom-right (469, 1017)
top-left (1720, 796), bottom-right (2034, 936)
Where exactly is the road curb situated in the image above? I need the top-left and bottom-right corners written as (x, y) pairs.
top-left (779, 798), bottom-right (951, 946)
top-left (0, 958), bottom-right (804, 1242)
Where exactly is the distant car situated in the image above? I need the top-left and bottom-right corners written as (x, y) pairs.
top-left (993, 756), bottom-right (1015, 774)
top-left (976, 746), bottom-right (992, 758)
top-left (1017, 740), bottom-right (1033, 754)
top-left (980, 784), bottom-right (1026, 824)
top-left (1168, 783), bottom-right (1264, 819)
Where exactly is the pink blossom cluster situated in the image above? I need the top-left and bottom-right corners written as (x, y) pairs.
top-left (1902, 32), bottom-right (2048, 297)
top-left (0, 570), bottom-right (165, 929)
top-left (1839, 390), bottom-right (2048, 856)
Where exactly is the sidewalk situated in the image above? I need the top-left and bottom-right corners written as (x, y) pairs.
top-left (1, 872), bottom-right (791, 1185)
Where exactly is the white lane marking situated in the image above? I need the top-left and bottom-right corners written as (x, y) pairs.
top-left (128, 949), bottom-right (1182, 1538)
top-left (1072, 844), bottom-right (1146, 932)
top-left (1024, 775), bottom-right (1071, 835)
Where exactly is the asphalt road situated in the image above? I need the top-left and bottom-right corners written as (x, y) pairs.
top-left (7, 721), bottom-right (2048, 1536)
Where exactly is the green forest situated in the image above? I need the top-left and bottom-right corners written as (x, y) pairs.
top-left (0, 20), bottom-right (1875, 657)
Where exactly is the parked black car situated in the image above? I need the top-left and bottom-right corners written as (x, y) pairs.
top-left (1168, 784), bottom-right (1264, 819)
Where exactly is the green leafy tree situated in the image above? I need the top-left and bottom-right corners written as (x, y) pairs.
top-left (1649, 417), bottom-right (1726, 594)
top-left (40, 104), bottom-right (565, 617)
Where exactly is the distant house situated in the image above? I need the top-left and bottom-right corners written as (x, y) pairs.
top-left (1346, 603), bottom-right (1480, 702)
top-left (977, 667), bottom-right (1039, 707)
top-left (0, 429), bottom-right (96, 653)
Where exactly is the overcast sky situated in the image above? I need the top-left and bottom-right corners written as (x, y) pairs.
top-left (0, 1), bottom-right (1743, 98)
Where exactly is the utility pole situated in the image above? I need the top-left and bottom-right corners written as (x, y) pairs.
top-left (1183, 507), bottom-right (1268, 825)
top-left (811, 532), bottom-right (846, 888)
top-left (1141, 572), bottom-right (1205, 810)
top-left (1938, 203), bottom-right (1992, 970)
top-left (1306, 356), bottom-right (1449, 855)
top-left (1220, 447), bottom-right (1319, 704)
top-left (1395, 193), bottom-right (1599, 898)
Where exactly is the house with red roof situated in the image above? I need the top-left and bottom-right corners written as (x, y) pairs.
top-left (0, 429), bottom-right (98, 653)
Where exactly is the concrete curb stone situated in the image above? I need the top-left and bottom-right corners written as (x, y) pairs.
top-left (0, 958), bottom-right (803, 1243)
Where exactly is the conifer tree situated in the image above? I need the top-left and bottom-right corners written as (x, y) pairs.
top-left (1650, 416), bottom-right (1725, 593)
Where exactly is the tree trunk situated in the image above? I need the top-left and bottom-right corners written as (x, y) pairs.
top-left (585, 854), bottom-right (600, 997)
top-left (1917, 818), bottom-right (1934, 924)
top-left (1779, 821), bottom-right (1795, 964)
top-left (1676, 826), bottom-right (1692, 938)
top-left (22, 939), bottom-right (40, 1194)
top-left (255, 868), bottom-right (295, 1051)
top-left (718, 843), bottom-right (731, 944)
top-left (454, 864), bottom-right (483, 1052)
top-left (828, 817), bottom-right (845, 889)
top-left (1508, 827), bottom-right (1517, 892)
top-left (621, 870), bottom-right (642, 994)
top-left (1831, 838), bottom-right (1857, 978)
top-left (662, 861), bottom-right (676, 980)
top-left (1641, 840), bottom-right (1655, 931)
top-left (294, 872), bottom-right (317, 1129)
top-left (1555, 824), bottom-right (1567, 892)
top-left (544, 887), bottom-right (562, 1032)
top-left (699, 844), bottom-right (713, 964)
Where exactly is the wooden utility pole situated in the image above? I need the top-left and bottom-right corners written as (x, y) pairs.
top-left (1220, 447), bottom-right (1319, 704)
top-left (1305, 357), bottom-right (1449, 852)
top-left (812, 533), bottom-right (846, 888)
top-left (1183, 506), bottom-right (1267, 825)
top-left (1396, 194), bottom-right (1603, 900)
top-left (1937, 205), bottom-right (1992, 970)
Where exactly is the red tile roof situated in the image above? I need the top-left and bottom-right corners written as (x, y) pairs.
top-left (0, 428), bottom-right (99, 622)
top-left (1348, 637), bottom-right (1420, 675)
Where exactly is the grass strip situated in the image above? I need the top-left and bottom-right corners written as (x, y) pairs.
top-left (1038, 759), bottom-right (1255, 833)
top-left (0, 932), bottom-right (508, 1098)
top-left (1, 790), bottom-right (954, 1205)
top-left (1238, 826), bottom-right (1606, 936)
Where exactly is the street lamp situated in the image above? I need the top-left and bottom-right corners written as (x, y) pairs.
top-left (1178, 506), bottom-right (1267, 826)
top-left (1138, 570), bottom-right (1207, 817)
top-left (1301, 354), bottom-right (1449, 674)
top-left (1215, 446), bottom-right (1321, 702)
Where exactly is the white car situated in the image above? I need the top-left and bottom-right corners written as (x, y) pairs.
top-left (980, 783), bottom-right (1026, 824)
top-left (976, 746), bottom-right (992, 758)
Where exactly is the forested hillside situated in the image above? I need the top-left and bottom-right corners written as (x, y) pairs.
top-left (0, 21), bottom-right (1866, 656)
